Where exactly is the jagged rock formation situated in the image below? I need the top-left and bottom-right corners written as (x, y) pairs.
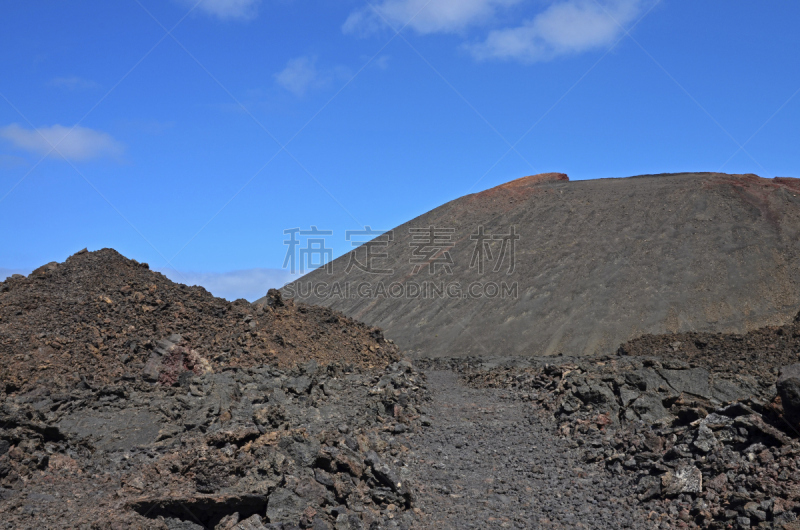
top-left (0, 250), bottom-right (427, 529)
top-left (0, 249), bottom-right (396, 394)
top-left (278, 172), bottom-right (800, 358)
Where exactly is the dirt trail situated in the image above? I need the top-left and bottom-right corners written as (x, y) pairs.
top-left (405, 371), bottom-right (655, 529)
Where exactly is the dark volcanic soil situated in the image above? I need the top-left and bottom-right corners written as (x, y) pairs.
top-left (279, 172), bottom-right (800, 359)
top-left (0, 248), bottom-right (395, 395)
top-left (403, 370), bottom-right (653, 529)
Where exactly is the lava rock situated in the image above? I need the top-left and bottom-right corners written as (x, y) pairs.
top-left (661, 466), bottom-right (703, 496)
top-left (266, 488), bottom-right (307, 524)
top-left (777, 364), bottom-right (800, 424)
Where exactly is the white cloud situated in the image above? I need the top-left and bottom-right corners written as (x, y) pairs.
top-left (469, 0), bottom-right (644, 62)
top-left (179, 0), bottom-right (261, 20)
top-left (344, 0), bottom-right (647, 63)
top-left (275, 56), bottom-right (320, 97)
top-left (158, 268), bottom-right (298, 302)
top-left (0, 124), bottom-right (124, 161)
top-left (343, 0), bottom-right (522, 35)
top-left (48, 76), bottom-right (100, 90)
top-left (274, 57), bottom-right (350, 97)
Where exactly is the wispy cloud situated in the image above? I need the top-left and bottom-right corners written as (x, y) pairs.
top-left (469, 0), bottom-right (644, 62)
top-left (48, 76), bottom-right (100, 90)
top-left (343, 0), bottom-right (522, 35)
top-left (158, 267), bottom-right (298, 302)
top-left (274, 56), bottom-right (350, 97)
top-left (177, 0), bottom-right (261, 21)
top-left (275, 56), bottom-right (320, 97)
top-left (0, 124), bottom-right (124, 161)
top-left (344, 0), bottom-right (646, 63)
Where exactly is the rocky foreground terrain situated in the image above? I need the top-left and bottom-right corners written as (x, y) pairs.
top-left (423, 310), bottom-right (800, 528)
top-left (3, 249), bottom-right (800, 529)
top-left (0, 250), bottom-right (427, 529)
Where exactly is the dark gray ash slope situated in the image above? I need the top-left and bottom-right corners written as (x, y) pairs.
top-left (277, 172), bottom-right (800, 359)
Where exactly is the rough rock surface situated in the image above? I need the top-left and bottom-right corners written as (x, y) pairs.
top-left (277, 172), bottom-right (800, 358)
top-left (619, 313), bottom-right (800, 381)
top-left (0, 250), bottom-right (426, 529)
top-left (0, 359), bottom-right (428, 529)
top-left (6, 248), bottom-right (800, 529)
top-left (421, 308), bottom-right (800, 528)
top-left (777, 364), bottom-right (800, 426)
top-left (0, 248), bottom-right (396, 394)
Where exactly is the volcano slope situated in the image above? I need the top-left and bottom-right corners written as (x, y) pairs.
top-left (276, 172), bottom-right (800, 359)
top-left (0, 249), bottom-right (428, 529)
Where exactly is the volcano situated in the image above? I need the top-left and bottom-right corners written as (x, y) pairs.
top-left (275, 172), bottom-right (800, 358)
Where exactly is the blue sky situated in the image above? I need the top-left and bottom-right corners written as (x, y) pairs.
top-left (1, 1), bottom-right (798, 300)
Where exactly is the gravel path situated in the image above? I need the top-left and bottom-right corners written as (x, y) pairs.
top-left (405, 370), bottom-right (656, 529)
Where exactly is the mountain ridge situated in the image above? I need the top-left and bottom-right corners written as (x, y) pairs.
top-left (274, 172), bottom-right (800, 358)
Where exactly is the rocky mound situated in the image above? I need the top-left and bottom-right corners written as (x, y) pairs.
top-left (618, 309), bottom-right (800, 378)
top-left (0, 250), bottom-right (428, 529)
top-left (0, 248), bottom-right (396, 394)
top-left (277, 172), bottom-right (800, 358)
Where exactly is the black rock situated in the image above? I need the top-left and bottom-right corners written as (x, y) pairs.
top-left (777, 364), bottom-right (800, 424)
top-left (266, 488), bottom-right (305, 524)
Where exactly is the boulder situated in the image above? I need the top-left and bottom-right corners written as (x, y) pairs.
top-left (636, 475), bottom-right (662, 501)
top-left (266, 288), bottom-right (285, 307)
top-left (657, 368), bottom-right (711, 399)
top-left (574, 383), bottom-right (617, 407)
top-left (777, 364), bottom-right (800, 424)
top-left (630, 393), bottom-right (668, 422)
top-left (266, 488), bottom-right (305, 524)
top-left (661, 466), bottom-right (702, 496)
top-left (692, 424), bottom-right (716, 453)
top-left (711, 377), bottom-right (754, 403)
